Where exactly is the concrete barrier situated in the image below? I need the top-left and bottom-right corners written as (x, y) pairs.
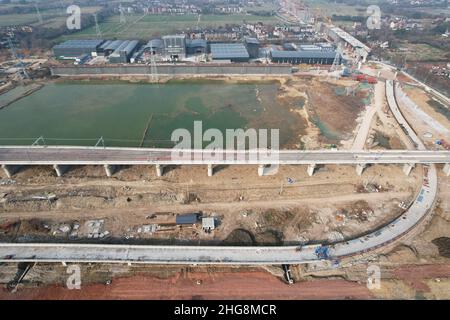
top-left (50, 64), bottom-right (293, 76)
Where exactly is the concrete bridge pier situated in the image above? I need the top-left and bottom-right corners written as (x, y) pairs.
top-left (53, 164), bottom-right (67, 177)
top-left (444, 163), bottom-right (450, 176)
top-left (104, 164), bottom-right (115, 177)
top-left (207, 164), bottom-right (214, 177)
top-left (258, 164), bottom-right (279, 176)
top-left (307, 164), bottom-right (316, 177)
top-left (156, 165), bottom-right (164, 177)
top-left (403, 163), bottom-right (415, 176)
top-left (258, 164), bottom-right (266, 177)
top-left (356, 164), bottom-right (367, 176)
top-left (1, 165), bottom-right (14, 178)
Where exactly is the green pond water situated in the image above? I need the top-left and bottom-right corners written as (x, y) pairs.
top-left (0, 81), bottom-right (296, 148)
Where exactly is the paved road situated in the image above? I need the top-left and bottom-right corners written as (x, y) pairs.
top-left (0, 146), bottom-right (449, 165)
top-left (386, 80), bottom-right (426, 150)
top-left (0, 81), bottom-right (440, 265)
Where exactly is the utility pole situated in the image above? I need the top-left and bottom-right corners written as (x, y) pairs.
top-left (93, 13), bottom-right (102, 39)
top-left (330, 43), bottom-right (342, 73)
top-left (7, 37), bottom-right (29, 81)
top-left (196, 13), bottom-right (201, 29)
top-left (150, 51), bottom-right (158, 83)
top-left (59, 0), bottom-right (65, 15)
top-left (119, 4), bottom-right (127, 24)
top-left (34, 1), bottom-right (43, 24)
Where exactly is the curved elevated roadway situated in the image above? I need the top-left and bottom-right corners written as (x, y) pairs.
top-left (0, 80), bottom-right (442, 265)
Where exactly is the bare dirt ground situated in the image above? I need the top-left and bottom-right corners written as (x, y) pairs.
top-left (0, 163), bottom-right (419, 245)
top-left (285, 76), bottom-right (372, 148)
top-left (1, 70), bottom-right (448, 299)
top-left (400, 85), bottom-right (450, 145)
top-left (1, 258), bottom-right (449, 299)
top-left (293, 169), bottom-right (450, 299)
top-left (0, 266), bottom-right (373, 300)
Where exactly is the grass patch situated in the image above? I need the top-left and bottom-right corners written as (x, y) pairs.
top-left (428, 99), bottom-right (450, 121)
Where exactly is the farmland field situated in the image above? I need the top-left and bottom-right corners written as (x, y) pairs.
top-left (0, 6), bottom-right (103, 28)
top-left (303, 0), bottom-right (370, 18)
top-left (393, 43), bottom-right (449, 62)
top-left (59, 13), bottom-right (281, 40)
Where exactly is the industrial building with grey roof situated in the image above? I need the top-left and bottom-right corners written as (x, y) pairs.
top-left (210, 43), bottom-right (249, 62)
top-left (270, 49), bottom-right (341, 65)
top-left (53, 39), bottom-right (105, 58)
top-left (186, 39), bottom-right (207, 55)
top-left (162, 35), bottom-right (187, 60)
top-left (108, 40), bottom-right (139, 63)
top-left (144, 39), bottom-right (164, 55)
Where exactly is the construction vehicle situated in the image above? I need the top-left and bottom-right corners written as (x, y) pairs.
top-left (367, 76), bottom-right (378, 84)
top-left (341, 68), bottom-right (351, 77)
top-left (314, 245), bottom-right (330, 260)
top-left (436, 139), bottom-right (450, 150)
top-left (353, 74), bottom-right (366, 81)
top-left (352, 74), bottom-right (378, 84)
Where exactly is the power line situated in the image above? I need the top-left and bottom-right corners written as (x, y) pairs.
top-left (330, 43), bottom-right (342, 73)
top-left (93, 13), bottom-right (102, 39)
top-left (0, 137), bottom-right (175, 143)
top-left (119, 4), bottom-right (127, 24)
top-left (34, 1), bottom-right (43, 24)
top-left (150, 51), bottom-right (158, 83)
top-left (7, 37), bottom-right (29, 80)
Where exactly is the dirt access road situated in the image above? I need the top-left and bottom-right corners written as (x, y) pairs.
top-left (2, 263), bottom-right (450, 299)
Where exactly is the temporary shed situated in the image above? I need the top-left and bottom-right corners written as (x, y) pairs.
top-left (202, 217), bottom-right (215, 231)
top-left (176, 213), bottom-right (199, 225)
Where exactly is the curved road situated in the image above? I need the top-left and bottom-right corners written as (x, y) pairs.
top-left (0, 81), bottom-right (441, 265)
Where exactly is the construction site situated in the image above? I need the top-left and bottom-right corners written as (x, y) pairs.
top-left (1, 59), bottom-right (450, 299)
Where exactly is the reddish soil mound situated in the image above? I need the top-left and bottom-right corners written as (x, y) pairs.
top-left (0, 271), bottom-right (373, 300)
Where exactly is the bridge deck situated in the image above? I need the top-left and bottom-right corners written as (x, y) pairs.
top-left (0, 146), bottom-right (449, 165)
